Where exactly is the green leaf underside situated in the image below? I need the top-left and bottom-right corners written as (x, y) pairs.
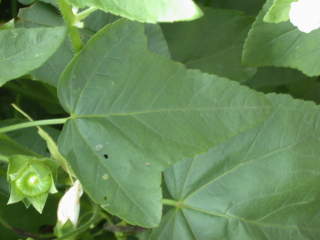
top-left (58, 19), bottom-right (271, 227)
top-left (0, 134), bottom-right (38, 161)
top-left (247, 67), bottom-right (312, 89)
top-left (263, 0), bottom-right (296, 23)
top-left (0, 26), bottom-right (66, 86)
top-left (66, 0), bottom-right (203, 23)
top-left (162, 8), bottom-right (256, 82)
top-left (18, 2), bottom-right (170, 86)
top-left (243, 0), bottom-right (320, 77)
top-left (209, 0), bottom-right (266, 15)
top-left (143, 94), bottom-right (320, 239)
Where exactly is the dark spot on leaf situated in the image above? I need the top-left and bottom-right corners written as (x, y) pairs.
top-left (103, 154), bottom-right (109, 159)
top-left (104, 196), bottom-right (107, 201)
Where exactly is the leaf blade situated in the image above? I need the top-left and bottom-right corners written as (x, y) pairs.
top-left (144, 94), bottom-right (320, 239)
top-left (0, 27), bottom-right (66, 85)
top-left (58, 19), bottom-right (272, 227)
top-left (66, 0), bottom-right (203, 23)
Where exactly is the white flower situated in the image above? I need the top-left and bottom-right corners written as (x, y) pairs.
top-left (289, 0), bottom-right (320, 33)
top-left (57, 180), bottom-right (83, 226)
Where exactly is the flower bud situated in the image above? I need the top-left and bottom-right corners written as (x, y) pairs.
top-left (7, 155), bottom-right (57, 213)
top-left (57, 180), bottom-right (83, 226)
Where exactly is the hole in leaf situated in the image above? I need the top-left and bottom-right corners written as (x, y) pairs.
top-left (103, 154), bottom-right (109, 159)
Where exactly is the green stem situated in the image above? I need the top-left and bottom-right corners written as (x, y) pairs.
top-left (0, 216), bottom-right (12, 231)
top-left (76, 7), bottom-right (98, 21)
top-left (0, 118), bottom-right (69, 134)
top-left (57, 0), bottom-right (83, 52)
top-left (162, 198), bottom-right (180, 207)
top-left (99, 210), bottom-right (114, 226)
top-left (0, 215), bottom-right (54, 239)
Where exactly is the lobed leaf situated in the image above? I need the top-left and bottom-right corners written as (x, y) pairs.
top-left (144, 94), bottom-right (320, 239)
top-left (58, 19), bottom-right (271, 227)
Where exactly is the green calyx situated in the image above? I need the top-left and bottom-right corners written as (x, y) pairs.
top-left (7, 155), bottom-right (57, 213)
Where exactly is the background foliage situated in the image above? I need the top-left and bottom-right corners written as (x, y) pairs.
top-left (1, 0), bottom-right (320, 239)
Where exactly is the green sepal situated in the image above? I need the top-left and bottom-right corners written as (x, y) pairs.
top-left (27, 193), bottom-right (48, 213)
top-left (7, 155), bottom-right (58, 213)
top-left (8, 183), bottom-right (24, 204)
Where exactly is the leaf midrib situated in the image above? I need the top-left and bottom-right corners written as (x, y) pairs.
top-left (71, 105), bottom-right (271, 119)
top-left (180, 203), bottom-right (320, 232)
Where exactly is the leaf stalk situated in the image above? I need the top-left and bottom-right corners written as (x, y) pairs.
top-left (0, 118), bottom-right (69, 134)
top-left (57, 0), bottom-right (83, 52)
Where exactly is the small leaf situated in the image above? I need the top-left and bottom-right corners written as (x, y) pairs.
top-left (243, 0), bottom-right (320, 76)
top-left (66, 0), bottom-right (203, 23)
top-left (264, 0), bottom-right (296, 23)
top-left (0, 27), bottom-right (66, 86)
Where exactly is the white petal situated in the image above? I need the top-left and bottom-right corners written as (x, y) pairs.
top-left (289, 0), bottom-right (320, 33)
top-left (57, 180), bottom-right (83, 226)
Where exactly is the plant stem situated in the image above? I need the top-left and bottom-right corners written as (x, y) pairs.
top-left (58, 204), bottom-right (101, 240)
top-left (162, 198), bottom-right (180, 207)
top-left (0, 215), bottom-right (55, 239)
top-left (57, 0), bottom-right (83, 52)
top-left (77, 7), bottom-right (98, 21)
top-left (0, 118), bottom-right (69, 134)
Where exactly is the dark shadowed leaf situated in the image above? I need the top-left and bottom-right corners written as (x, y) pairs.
top-left (162, 8), bottom-right (256, 82)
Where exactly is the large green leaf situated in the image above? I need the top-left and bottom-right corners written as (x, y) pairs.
top-left (162, 8), bottom-right (256, 82)
top-left (143, 94), bottom-right (320, 239)
top-left (58, 19), bottom-right (271, 227)
top-left (243, 0), bottom-right (320, 77)
top-left (18, 2), bottom-right (170, 86)
top-left (66, 0), bottom-right (203, 23)
top-left (0, 27), bottom-right (66, 86)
